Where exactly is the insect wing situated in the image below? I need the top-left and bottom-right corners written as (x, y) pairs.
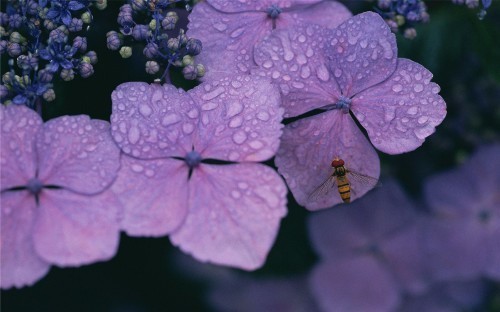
top-left (347, 170), bottom-right (379, 189)
top-left (308, 173), bottom-right (337, 201)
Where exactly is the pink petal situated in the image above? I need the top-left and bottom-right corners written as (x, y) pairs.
top-left (326, 12), bottom-right (397, 97)
top-left (33, 189), bottom-right (120, 266)
top-left (275, 109), bottom-right (379, 210)
top-left (0, 105), bottom-right (41, 190)
top-left (309, 257), bottom-right (400, 312)
top-left (188, 2), bottom-right (271, 80)
top-left (170, 163), bottom-right (287, 270)
top-left (190, 75), bottom-right (283, 162)
top-left (353, 58), bottom-right (446, 154)
top-left (111, 82), bottom-right (194, 158)
top-left (111, 155), bottom-right (188, 236)
top-left (254, 24), bottom-right (340, 118)
top-left (0, 191), bottom-right (50, 289)
top-left (36, 116), bottom-right (120, 195)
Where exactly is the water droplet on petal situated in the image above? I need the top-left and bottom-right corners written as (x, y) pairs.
top-left (131, 164), bottom-right (144, 173)
top-left (139, 104), bottom-right (152, 117)
top-left (262, 60), bottom-right (273, 69)
top-left (407, 106), bottom-right (418, 115)
top-left (418, 116), bottom-right (429, 124)
top-left (232, 130), bottom-right (247, 144)
top-left (316, 64), bottom-right (330, 82)
top-left (414, 84), bottom-right (423, 93)
top-left (128, 126), bottom-right (140, 144)
top-left (183, 123), bottom-right (194, 134)
top-left (161, 113), bottom-right (181, 126)
top-left (300, 66), bottom-right (311, 79)
top-left (213, 22), bottom-right (227, 32)
top-left (334, 69), bottom-right (342, 78)
top-left (231, 190), bottom-right (241, 199)
top-left (257, 111), bottom-right (270, 121)
top-left (392, 84), bottom-right (403, 92)
top-left (249, 140), bottom-right (264, 149)
top-left (229, 116), bottom-right (243, 128)
top-left (230, 27), bottom-right (244, 38)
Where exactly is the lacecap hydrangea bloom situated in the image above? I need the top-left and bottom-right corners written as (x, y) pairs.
top-left (254, 12), bottom-right (446, 210)
top-left (0, 105), bottom-right (121, 289)
top-left (187, 0), bottom-right (351, 79)
top-left (110, 75), bottom-right (287, 270)
top-left (308, 181), bottom-right (428, 312)
top-left (422, 143), bottom-right (500, 281)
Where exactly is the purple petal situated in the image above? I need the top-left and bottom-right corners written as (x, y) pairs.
top-left (422, 217), bottom-right (489, 280)
top-left (36, 116), bottom-right (120, 194)
top-left (38, 48), bottom-right (51, 60)
top-left (283, 1), bottom-right (351, 29)
top-left (207, 0), bottom-right (323, 12)
top-left (68, 1), bottom-right (85, 10)
top-left (275, 109), bottom-right (380, 210)
top-left (111, 155), bottom-right (188, 236)
top-left (353, 59), bottom-right (446, 154)
top-left (190, 75), bottom-right (283, 162)
top-left (326, 12), bottom-right (397, 97)
top-left (309, 258), bottom-right (400, 312)
top-left (170, 163), bottom-right (287, 270)
top-left (0, 191), bottom-right (50, 289)
top-left (0, 105), bottom-right (41, 190)
top-left (188, 2), bottom-right (270, 80)
top-left (33, 189), bottom-right (120, 266)
top-left (254, 25), bottom-right (341, 118)
top-left (61, 11), bottom-right (72, 25)
top-left (111, 82), bottom-right (194, 159)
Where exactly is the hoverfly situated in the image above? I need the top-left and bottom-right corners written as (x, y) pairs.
top-left (308, 157), bottom-right (378, 203)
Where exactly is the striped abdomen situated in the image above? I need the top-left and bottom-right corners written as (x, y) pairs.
top-left (335, 166), bottom-right (350, 203)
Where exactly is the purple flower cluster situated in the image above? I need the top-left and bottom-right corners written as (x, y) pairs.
top-left (375, 0), bottom-right (429, 39)
top-left (0, 0), bottom-right (103, 109)
top-left (452, 0), bottom-right (492, 19)
top-left (107, 0), bottom-right (204, 81)
top-left (193, 145), bottom-right (498, 311)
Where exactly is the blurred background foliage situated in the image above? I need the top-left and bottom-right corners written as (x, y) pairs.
top-left (1, 0), bottom-right (499, 311)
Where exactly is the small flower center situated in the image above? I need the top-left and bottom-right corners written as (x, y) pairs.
top-left (27, 178), bottom-right (43, 195)
top-left (267, 4), bottom-right (282, 19)
top-left (335, 96), bottom-right (351, 114)
top-left (185, 150), bottom-right (202, 168)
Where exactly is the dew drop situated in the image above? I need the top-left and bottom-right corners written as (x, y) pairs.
top-left (249, 140), bottom-right (264, 149)
top-left (257, 111), bottom-right (270, 121)
top-left (202, 86), bottom-right (225, 101)
top-left (413, 84), bottom-right (424, 93)
top-left (232, 130), bottom-right (247, 144)
top-left (183, 123), bottom-right (194, 134)
top-left (131, 164), bottom-right (144, 173)
top-left (300, 66), bottom-right (311, 79)
top-left (417, 116), bottom-right (429, 124)
top-left (334, 69), bottom-right (342, 78)
top-left (262, 60), bottom-right (273, 69)
top-left (128, 126), bottom-right (140, 144)
top-left (316, 64), bottom-right (330, 81)
top-left (213, 22), bottom-right (227, 31)
top-left (201, 102), bottom-right (218, 111)
top-left (298, 35), bottom-right (306, 43)
top-left (229, 116), bottom-right (243, 128)
top-left (139, 104), bottom-right (152, 117)
top-left (161, 113), bottom-right (181, 126)
top-left (292, 81), bottom-right (305, 89)
top-left (231, 190), bottom-right (241, 199)
top-left (407, 106), bottom-right (418, 115)
top-left (392, 84), bottom-right (403, 92)
top-left (359, 39), bottom-right (368, 48)
top-left (230, 27), bottom-right (244, 38)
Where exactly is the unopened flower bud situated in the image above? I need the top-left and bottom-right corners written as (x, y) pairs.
top-left (79, 62), bottom-right (94, 78)
top-left (7, 42), bottom-right (22, 57)
top-left (395, 15), bottom-right (405, 27)
top-left (145, 60), bottom-right (159, 74)
top-left (149, 19), bottom-right (156, 30)
top-left (131, 0), bottom-right (145, 11)
top-left (106, 31), bottom-right (122, 50)
top-left (182, 65), bottom-right (197, 80)
top-left (167, 38), bottom-right (179, 51)
top-left (182, 55), bottom-right (194, 66)
top-left (10, 31), bottom-right (26, 43)
top-left (119, 46), bottom-right (132, 58)
top-left (44, 19), bottom-right (56, 31)
top-left (161, 13), bottom-right (178, 30)
top-left (73, 36), bottom-right (87, 52)
top-left (85, 51), bottom-right (98, 64)
top-left (38, 69), bottom-right (54, 82)
top-left (60, 68), bottom-right (75, 81)
top-left (81, 12), bottom-right (92, 23)
top-left (43, 89), bottom-right (56, 102)
top-left (132, 25), bottom-right (149, 41)
top-left (0, 40), bottom-right (8, 54)
top-left (96, 0), bottom-right (107, 10)
top-left (143, 42), bottom-right (158, 58)
top-left (186, 38), bottom-right (202, 56)
top-left (404, 28), bottom-right (417, 39)
top-left (49, 27), bottom-right (68, 43)
top-left (196, 64), bottom-right (205, 78)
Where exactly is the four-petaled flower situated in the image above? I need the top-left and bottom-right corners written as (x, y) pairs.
top-left (45, 0), bottom-right (88, 26)
top-left (38, 41), bottom-right (78, 73)
top-left (110, 75), bottom-right (287, 270)
top-left (254, 12), bottom-right (446, 209)
top-left (187, 0), bottom-right (352, 79)
top-left (0, 105), bottom-right (122, 289)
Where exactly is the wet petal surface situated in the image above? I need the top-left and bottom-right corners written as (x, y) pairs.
top-left (191, 75), bottom-right (283, 162)
top-left (275, 110), bottom-right (379, 210)
top-left (0, 105), bottom-right (41, 190)
top-left (111, 82), bottom-right (194, 159)
top-left (325, 12), bottom-right (397, 97)
top-left (170, 163), bottom-right (287, 270)
top-left (0, 191), bottom-right (50, 289)
top-left (36, 116), bottom-right (120, 195)
top-left (33, 189), bottom-right (120, 266)
top-left (353, 59), bottom-right (446, 154)
top-left (254, 25), bottom-right (340, 118)
top-left (111, 155), bottom-right (188, 236)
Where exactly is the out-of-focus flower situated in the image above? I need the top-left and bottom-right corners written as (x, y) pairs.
top-left (187, 0), bottom-right (352, 79)
top-left (109, 75), bottom-right (287, 270)
top-left (254, 12), bottom-right (446, 210)
top-left (398, 280), bottom-right (486, 312)
top-left (422, 143), bottom-right (500, 281)
top-left (375, 0), bottom-right (429, 38)
top-left (0, 105), bottom-right (122, 289)
top-left (308, 181), bottom-right (429, 311)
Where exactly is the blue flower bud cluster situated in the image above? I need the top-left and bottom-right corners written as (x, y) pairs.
top-left (452, 0), bottom-right (492, 19)
top-left (0, 0), bottom-right (105, 110)
top-left (375, 0), bottom-right (429, 39)
top-left (108, 0), bottom-right (204, 82)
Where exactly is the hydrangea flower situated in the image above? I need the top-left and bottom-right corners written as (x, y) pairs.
top-left (254, 12), bottom-right (446, 209)
top-left (422, 143), bottom-right (500, 281)
top-left (398, 280), bottom-right (486, 312)
top-left (187, 0), bottom-right (352, 79)
top-left (110, 75), bottom-right (287, 270)
top-left (308, 181), bottom-right (429, 312)
top-left (0, 105), bottom-right (121, 289)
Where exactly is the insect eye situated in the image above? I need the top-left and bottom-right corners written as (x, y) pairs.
top-left (331, 159), bottom-right (345, 167)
